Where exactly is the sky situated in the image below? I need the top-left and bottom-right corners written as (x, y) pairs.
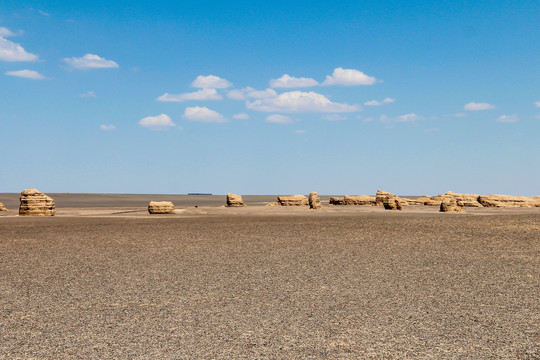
top-left (1, 0), bottom-right (539, 195)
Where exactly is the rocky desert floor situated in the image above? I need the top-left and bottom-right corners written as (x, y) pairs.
top-left (0, 194), bottom-right (539, 358)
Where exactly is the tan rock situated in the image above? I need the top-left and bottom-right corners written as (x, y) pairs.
top-left (383, 196), bottom-right (402, 210)
top-left (276, 195), bottom-right (309, 206)
top-left (309, 192), bottom-right (323, 210)
top-left (477, 194), bottom-right (536, 208)
top-left (329, 197), bottom-right (345, 205)
top-left (401, 198), bottom-right (424, 205)
top-left (416, 195), bottom-right (443, 206)
top-left (0, 202), bottom-right (7, 211)
top-left (148, 201), bottom-right (175, 214)
top-left (443, 191), bottom-right (482, 207)
top-left (376, 190), bottom-right (395, 206)
top-left (343, 195), bottom-right (376, 206)
top-left (19, 188), bottom-right (55, 216)
top-left (440, 197), bottom-right (465, 213)
top-left (226, 193), bottom-right (246, 207)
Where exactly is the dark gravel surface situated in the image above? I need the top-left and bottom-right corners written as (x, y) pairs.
top-left (1, 214), bottom-right (539, 359)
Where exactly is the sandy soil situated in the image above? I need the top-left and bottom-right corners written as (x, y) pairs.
top-left (0, 195), bottom-right (539, 358)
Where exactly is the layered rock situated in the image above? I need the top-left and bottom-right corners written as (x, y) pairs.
top-left (440, 197), bottom-right (465, 213)
top-left (416, 195), bottom-right (443, 206)
top-left (309, 192), bottom-right (323, 210)
top-left (19, 189), bottom-right (55, 216)
top-left (443, 191), bottom-right (482, 207)
top-left (401, 198), bottom-right (425, 205)
top-left (383, 196), bottom-right (402, 210)
top-left (376, 190), bottom-right (395, 206)
top-left (329, 197), bottom-right (345, 205)
top-left (226, 193), bottom-right (246, 207)
top-left (0, 202), bottom-right (7, 211)
top-left (477, 195), bottom-right (537, 208)
top-left (276, 195), bottom-right (309, 206)
top-left (343, 195), bottom-right (376, 206)
top-left (148, 201), bottom-right (175, 214)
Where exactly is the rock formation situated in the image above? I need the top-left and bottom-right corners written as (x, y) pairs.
top-left (226, 193), bottom-right (246, 207)
top-left (309, 192), bottom-right (323, 210)
top-left (276, 195), bottom-right (309, 206)
top-left (19, 188), bottom-right (55, 216)
top-left (440, 197), bottom-right (465, 213)
top-left (329, 197), bottom-right (345, 205)
top-left (442, 191), bottom-right (482, 207)
top-left (376, 190), bottom-right (395, 206)
top-left (477, 194), bottom-right (537, 208)
top-left (383, 196), bottom-right (402, 210)
top-left (416, 195), bottom-right (443, 206)
top-left (148, 201), bottom-right (175, 214)
top-left (0, 202), bottom-right (7, 211)
top-left (343, 195), bottom-right (377, 205)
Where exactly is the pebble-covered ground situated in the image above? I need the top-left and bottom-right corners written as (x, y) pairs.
top-left (1, 213), bottom-right (539, 359)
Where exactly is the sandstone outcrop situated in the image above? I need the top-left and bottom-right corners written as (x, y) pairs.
top-left (329, 197), bottom-right (345, 205)
top-left (309, 192), bottom-right (323, 210)
top-left (376, 190), bottom-right (395, 206)
top-left (276, 195), bottom-right (309, 206)
top-left (226, 193), bottom-right (246, 207)
top-left (0, 202), bottom-right (7, 211)
top-left (477, 195), bottom-right (537, 208)
top-left (442, 191), bottom-right (482, 207)
top-left (148, 201), bottom-right (175, 214)
top-left (383, 196), bottom-right (402, 210)
top-left (440, 197), bottom-right (465, 213)
top-left (416, 195), bottom-right (442, 206)
top-left (401, 198), bottom-right (424, 205)
top-left (343, 195), bottom-right (376, 206)
top-left (19, 189), bottom-right (55, 216)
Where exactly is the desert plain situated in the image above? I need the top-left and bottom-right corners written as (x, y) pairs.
top-left (0, 193), bottom-right (539, 358)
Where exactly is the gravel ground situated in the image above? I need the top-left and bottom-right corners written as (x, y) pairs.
top-left (1, 214), bottom-right (539, 359)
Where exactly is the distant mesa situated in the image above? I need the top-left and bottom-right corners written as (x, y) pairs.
top-left (344, 195), bottom-right (376, 206)
top-left (267, 195), bottom-right (309, 206)
top-left (19, 188), bottom-right (55, 216)
top-left (148, 201), bottom-right (175, 214)
top-left (226, 193), bottom-right (246, 207)
top-left (0, 202), bottom-right (7, 212)
top-left (188, 193), bottom-right (212, 195)
top-left (309, 192), bottom-right (323, 210)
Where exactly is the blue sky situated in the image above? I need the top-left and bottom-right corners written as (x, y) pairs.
top-left (1, 1), bottom-right (539, 195)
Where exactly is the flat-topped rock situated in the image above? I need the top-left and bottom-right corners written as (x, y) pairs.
top-left (478, 194), bottom-right (537, 208)
top-left (376, 190), bottom-right (395, 206)
top-left (309, 192), bottom-right (323, 210)
top-left (19, 188), bottom-right (55, 216)
top-left (343, 195), bottom-right (376, 206)
top-left (226, 193), bottom-right (246, 207)
top-left (443, 191), bottom-right (482, 207)
top-left (440, 197), bottom-right (465, 213)
top-left (148, 201), bottom-right (175, 214)
top-left (276, 195), bottom-right (309, 206)
top-left (329, 197), bottom-right (345, 205)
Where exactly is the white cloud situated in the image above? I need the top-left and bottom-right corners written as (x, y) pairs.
top-left (138, 113), bottom-right (176, 130)
top-left (295, 130), bottom-right (306, 134)
top-left (363, 97), bottom-right (395, 106)
top-left (227, 87), bottom-right (277, 100)
top-left (534, 101), bottom-right (540, 107)
top-left (464, 102), bottom-right (495, 111)
top-left (38, 10), bottom-right (50, 16)
top-left (0, 37), bottom-right (38, 62)
top-left (246, 90), bottom-right (360, 113)
top-left (100, 125), bottom-right (116, 131)
top-left (270, 74), bottom-right (318, 88)
top-left (80, 91), bottom-right (96, 98)
top-left (0, 27), bottom-right (17, 37)
top-left (380, 113), bottom-right (422, 123)
top-left (496, 114), bottom-right (518, 123)
top-left (324, 114), bottom-right (348, 121)
top-left (266, 114), bottom-right (293, 124)
top-left (184, 106), bottom-right (227, 123)
top-left (233, 113), bottom-right (249, 120)
top-left (5, 69), bottom-right (44, 80)
top-left (64, 54), bottom-right (119, 70)
top-left (191, 75), bottom-right (232, 89)
top-left (323, 67), bottom-right (376, 86)
top-left (157, 88), bottom-right (222, 102)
